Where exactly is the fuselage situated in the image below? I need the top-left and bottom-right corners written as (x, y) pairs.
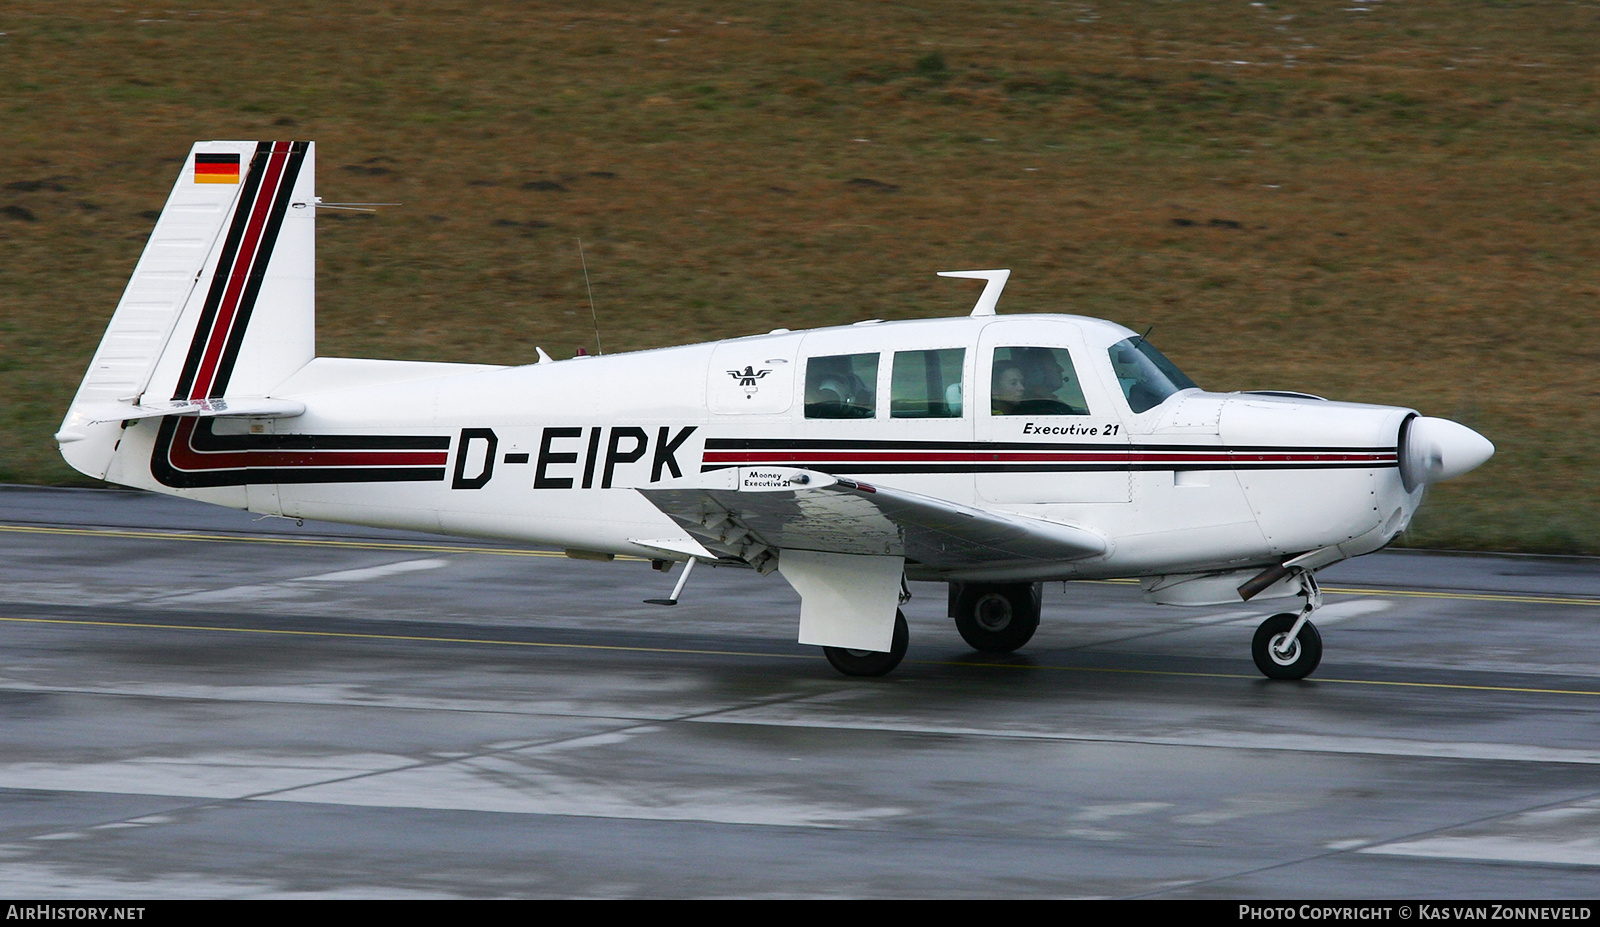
top-left (105, 312), bottom-right (1424, 585)
top-left (55, 140), bottom-right (1495, 677)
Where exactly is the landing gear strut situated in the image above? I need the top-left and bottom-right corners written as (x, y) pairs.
top-left (1251, 571), bottom-right (1323, 680)
top-left (823, 610), bottom-right (909, 677)
top-left (950, 582), bottom-right (1041, 653)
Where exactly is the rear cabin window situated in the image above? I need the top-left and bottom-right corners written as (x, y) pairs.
top-left (804, 352), bottom-right (879, 419)
top-left (891, 348), bottom-right (965, 419)
top-left (990, 347), bottom-right (1089, 415)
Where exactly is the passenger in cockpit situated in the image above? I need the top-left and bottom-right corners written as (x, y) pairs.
top-left (806, 354), bottom-right (876, 419)
top-left (992, 363), bottom-right (1025, 414)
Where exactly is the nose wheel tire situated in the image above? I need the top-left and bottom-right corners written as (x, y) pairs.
top-left (952, 583), bottom-right (1041, 653)
top-left (824, 610), bottom-right (909, 677)
top-left (1252, 612), bottom-right (1322, 680)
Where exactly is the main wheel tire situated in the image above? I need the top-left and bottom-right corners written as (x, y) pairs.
top-left (1252, 612), bottom-right (1323, 680)
top-left (823, 610), bottom-right (909, 677)
top-left (953, 583), bottom-right (1041, 653)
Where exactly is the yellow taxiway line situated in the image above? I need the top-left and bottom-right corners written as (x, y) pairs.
top-left (3, 613), bottom-right (1599, 699)
top-left (1083, 576), bottom-right (1600, 608)
top-left (0, 523), bottom-right (631, 560)
top-left (1321, 586), bottom-right (1600, 607)
top-left (0, 614), bottom-right (765, 660)
top-left (4, 523), bottom-right (1596, 607)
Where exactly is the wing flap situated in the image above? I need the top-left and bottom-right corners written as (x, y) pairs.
top-left (638, 467), bottom-right (1107, 570)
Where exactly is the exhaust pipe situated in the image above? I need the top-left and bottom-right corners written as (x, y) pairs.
top-left (1238, 563), bottom-right (1292, 601)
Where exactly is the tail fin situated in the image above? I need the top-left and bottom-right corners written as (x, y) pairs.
top-left (57, 140), bottom-right (316, 480)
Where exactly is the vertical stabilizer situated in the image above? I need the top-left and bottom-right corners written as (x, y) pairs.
top-left (58, 140), bottom-right (316, 481)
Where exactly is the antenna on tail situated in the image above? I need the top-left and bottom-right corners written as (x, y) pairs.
top-left (579, 238), bottom-right (602, 356)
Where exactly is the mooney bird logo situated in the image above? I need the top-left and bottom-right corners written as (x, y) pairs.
top-left (728, 366), bottom-right (772, 398)
top-left (728, 366), bottom-right (772, 387)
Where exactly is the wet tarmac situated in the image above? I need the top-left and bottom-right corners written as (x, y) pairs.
top-left (2, 485), bottom-right (1598, 898)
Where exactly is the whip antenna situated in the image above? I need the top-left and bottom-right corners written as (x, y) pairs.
top-left (578, 238), bottom-right (602, 356)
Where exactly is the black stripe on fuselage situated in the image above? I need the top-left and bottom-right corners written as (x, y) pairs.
top-left (150, 418), bottom-right (449, 489)
top-left (700, 438), bottom-right (1397, 474)
top-left (183, 427), bottom-right (451, 453)
top-left (700, 461), bottom-right (1395, 474)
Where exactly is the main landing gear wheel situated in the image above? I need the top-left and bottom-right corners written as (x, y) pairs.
top-left (1252, 612), bottom-right (1323, 680)
top-left (952, 583), bottom-right (1041, 653)
top-left (823, 610), bottom-right (909, 677)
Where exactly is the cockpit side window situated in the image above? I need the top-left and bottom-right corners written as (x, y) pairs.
top-left (990, 347), bottom-right (1089, 415)
top-left (804, 352), bottom-right (879, 419)
top-left (1107, 337), bottom-right (1198, 414)
top-left (890, 348), bottom-right (965, 418)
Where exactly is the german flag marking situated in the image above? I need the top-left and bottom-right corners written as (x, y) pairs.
top-left (194, 152), bottom-right (241, 184)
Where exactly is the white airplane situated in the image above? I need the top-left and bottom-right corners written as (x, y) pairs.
top-left (56, 141), bottom-right (1495, 679)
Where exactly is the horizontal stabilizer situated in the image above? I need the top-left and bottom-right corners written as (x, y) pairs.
top-left (78, 397), bottom-right (307, 427)
top-left (638, 466), bottom-right (1107, 569)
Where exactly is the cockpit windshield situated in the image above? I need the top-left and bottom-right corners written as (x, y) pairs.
top-left (1107, 337), bottom-right (1198, 413)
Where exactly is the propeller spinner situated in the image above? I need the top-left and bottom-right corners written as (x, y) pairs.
top-left (1399, 415), bottom-right (1495, 492)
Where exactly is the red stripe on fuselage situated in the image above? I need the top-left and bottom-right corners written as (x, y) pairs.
top-left (163, 418), bottom-right (447, 474)
top-left (701, 449), bottom-right (1396, 465)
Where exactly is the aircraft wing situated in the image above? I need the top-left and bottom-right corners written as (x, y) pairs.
top-left (637, 466), bottom-right (1107, 572)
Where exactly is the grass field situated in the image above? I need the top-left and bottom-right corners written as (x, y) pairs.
top-left (2, 1), bottom-right (1596, 553)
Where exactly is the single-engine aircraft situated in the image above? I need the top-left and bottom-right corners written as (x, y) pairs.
top-left (57, 141), bottom-right (1496, 679)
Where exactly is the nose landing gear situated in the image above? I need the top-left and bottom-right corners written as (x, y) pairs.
top-left (1251, 571), bottom-right (1323, 680)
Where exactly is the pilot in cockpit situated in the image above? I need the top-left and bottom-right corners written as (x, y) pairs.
top-left (996, 348), bottom-right (1086, 415)
top-left (1017, 348), bottom-right (1065, 403)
